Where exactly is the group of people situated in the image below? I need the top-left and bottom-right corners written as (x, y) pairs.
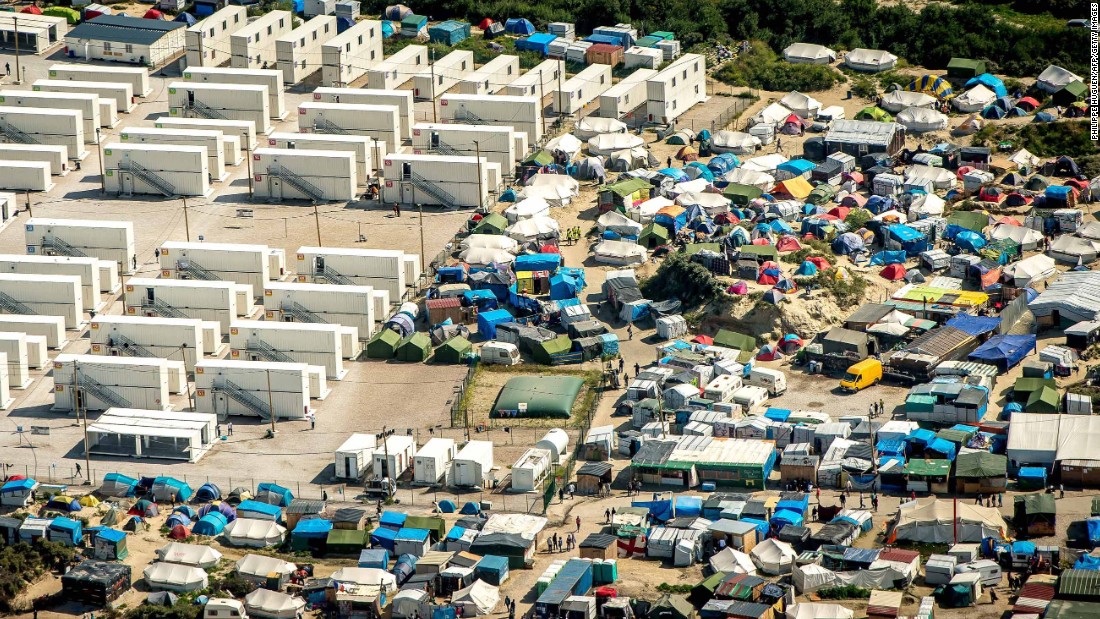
top-left (562, 226), bottom-right (584, 245)
top-left (976, 492), bottom-right (1005, 507)
top-left (546, 531), bottom-right (579, 553)
top-left (869, 399), bottom-right (887, 418)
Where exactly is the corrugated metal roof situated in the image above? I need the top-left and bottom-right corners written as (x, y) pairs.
top-left (825, 120), bottom-right (902, 147)
top-left (1059, 569), bottom-right (1100, 598)
top-left (1015, 580), bottom-right (1056, 614)
top-left (902, 326), bottom-right (975, 358)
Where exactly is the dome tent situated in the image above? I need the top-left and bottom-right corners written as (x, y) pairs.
top-left (897, 107), bottom-right (948, 133)
top-left (575, 117), bottom-right (627, 141)
top-left (845, 48), bottom-right (898, 72)
top-left (880, 90), bottom-right (936, 113)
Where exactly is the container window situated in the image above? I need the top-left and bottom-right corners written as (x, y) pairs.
top-left (268, 25), bottom-right (273, 36)
top-left (104, 42), bottom-right (112, 51)
top-left (125, 44), bottom-right (133, 53)
top-left (357, 35), bottom-right (362, 45)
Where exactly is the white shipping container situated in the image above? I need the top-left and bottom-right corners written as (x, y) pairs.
top-left (268, 249), bottom-right (287, 279)
top-left (120, 127), bottom-right (227, 182)
top-left (295, 246), bottom-right (406, 299)
top-left (451, 440), bottom-right (493, 487)
top-left (552, 64), bottom-right (612, 115)
top-left (0, 352), bottom-right (13, 410)
top-left (335, 433), bottom-right (377, 479)
top-left (185, 6), bottom-right (249, 68)
top-left (373, 435), bottom-right (415, 478)
top-left (371, 290), bottom-right (391, 319)
top-left (159, 241), bottom-right (271, 292)
top-left (166, 360), bottom-right (187, 394)
top-left (502, 59), bottom-right (562, 98)
top-left (297, 102), bottom-right (400, 152)
top-left (89, 314), bottom-right (205, 370)
top-left (201, 321), bottom-right (223, 355)
top-left (195, 359), bottom-right (311, 420)
top-left (0, 315), bottom-right (65, 349)
top-left (103, 143), bottom-right (210, 198)
top-left (97, 98), bottom-right (118, 128)
top-left (267, 132), bottom-right (377, 181)
top-left (97, 260), bottom-right (119, 293)
top-left (646, 53), bottom-right (706, 123)
top-left (276, 16), bottom-right (338, 84)
top-left (440, 94), bottom-right (543, 143)
top-left (313, 86), bottom-right (413, 140)
top-left (411, 123), bottom-right (515, 175)
top-left (513, 132), bottom-right (529, 160)
top-left (47, 64), bottom-right (151, 97)
top-left (0, 107), bottom-right (86, 160)
top-left (154, 117), bottom-right (257, 151)
top-left (600, 68), bottom-right (657, 118)
top-left (381, 153), bottom-right (488, 209)
top-left (0, 161), bottom-right (53, 192)
top-left (0, 254), bottom-right (101, 311)
top-left (413, 437), bottom-right (456, 484)
top-left (183, 66), bottom-right (287, 120)
top-left (0, 90), bottom-right (100, 142)
top-left (168, 82), bottom-right (272, 135)
top-left (510, 447), bottom-right (551, 492)
top-left (125, 277), bottom-right (239, 330)
top-left (222, 133), bottom-right (242, 165)
top-left (0, 273), bottom-right (82, 328)
top-left (34, 79), bottom-right (132, 112)
top-left (412, 50), bottom-right (474, 100)
top-left (623, 47), bottom-right (662, 70)
top-left (229, 320), bottom-right (345, 379)
top-left (0, 144), bottom-right (68, 175)
top-left (229, 10), bottom-right (293, 71)
top-left (263, 280), bottom-right (376, 339)
top-left (51, 354), bottom-right (171, 413)
top-left (402, 254), bottom-right (421, 286)
top-left (456, 55), bottom-right (519, 95)
top-left (366, 44), bottom-right (427, 90)
top-left (253, 148), bottom-right (357, 202)
top-left (339, 326), bottom-right (360, 359)
top-left (308, 364), bottom-right (329, 399)
top-left (25, 335), bottom-right (47, 369)
top-left (0, 333), bottom-right (31, 389)
top-left (25, 218), bottom-right (135, 273)
top-left (320, 20), bottom-right (384, 88)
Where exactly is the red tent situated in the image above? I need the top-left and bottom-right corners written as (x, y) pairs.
top-left (168, 525), bottom-right (190, 539)
top-left (842, 171), bottom-right (864, 185)
top-left (1067, 178), bottom-right (1089, 192)
top-left (690, 335), bottom-right (713, 345)
top-left (979, 187), bottom-right (1003, 203)
top-left (880, 263), bottom-right (907, 280)
top-left (478, 18), bottom-right (494, 30)
top-left (756, 344), bottom-right (784, 361)
top-left (728, 281), bottom-right (749, 295)
top-left (807, 256), bottom-right (831, 270)
top-left (539, 244), bottom-right (560, 254)
top-left (776, 236), bottom-right (802, 252)
top-left (751, 237), bottom-right (772, 245)
top-left (143, 9), bottom-right (163, 19)
top-left (995, 216), bottom-right (1022, 226)
top-left (1016, 97), bottom-right (1040, 111)
top-left (20, 5), bottom-right (42, 13)
top-left (757, 261), bottom-right (781, 285)
top-left (956, 165), bottom-right (976, 179)
top-left (827, 206), bottom-right (851, 220)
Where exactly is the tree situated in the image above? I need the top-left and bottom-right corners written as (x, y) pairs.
top-left (641, 252), bottom-right (728, 308)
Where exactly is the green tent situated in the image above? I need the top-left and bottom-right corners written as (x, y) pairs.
top-left (472, 213), bottom-right (508, 235)
top-left (366, 329), bottom-right (402, 359)
top-left (947, 58), bottom-right (986, 79)
top-left (713, 329), bottom-right (757, 351)
top-left (326, 529), bottom-right (367, 555)
top-left (100, 508), bottom-right (121, 527)
top-left (404, 515), bottom-right (447, 540)
top-left (42, 6), bottom-right (80, 23)
top-left (532, 335), bottom-right (573, 365)
top-left (954, 451), bottom-right (1007, 479)
top-left (434, 336), bottom-right (472, 363)
top-left (493, 375), bottom-right (584, 418)
top-left (854, 106), bottom-right (892, 122)
top-left (723, 183), bottom-right (763, 206)
top-left (1026, 385), bottom-right (1060, 413)
top-left (1013, 376), bottom-right (1056, 397)
top-left (1053, 81), bottom-right (1088, 106)
top-left (396, 332), bottom-right (432, 362)
top-left (946, 210), bottom-right (988, 233)
top-left (523, 150), bottom-right (554, 167)
top-left (736, 244), bottom-right (778, 261)
top-left (657, 593), bottom-right (698, 619)
top-left (683, 243), bottom-right (721, 256)
top-left (807, 185), bottom-right (836, 205)
top-left (638, 223), bottom-right (671, 249)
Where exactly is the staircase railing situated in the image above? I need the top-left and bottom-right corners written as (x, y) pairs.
top-left (119, 159), bottom-right (177, 197)
top-left (404, 170), bottom-right (457, 206)
top-left (280, 301), bottom-right (327, 323)
top-left (0, 119), bottom-right (38, 144)
top-left (142, 298), bottom-right (188, 319)
top-left (0, 292), bottom-right (34, 315)
top-left (316, 264), bottom-right (355, 285)
top-left (43, 236), bottom-right (87, 258)
top-left (109, 333), bottom-right (155, 358)
top-left (247, 339), bottom-right (296, 363)
top-left (312, 117), bottom-right (348, 135)
top-left (189, 99), bottom-right (227, 120)
top-left (77, 373), bottom-right (132, 410)
top-left (216, 378), bottom-right (271, 419)
top-left (177, 259), bottom-right (219, 281)
top-left (269, 164), bottom-right (324, 202)
top-left (456, 108), bottom-right (487, 125)
top-left (430, 139), bottom-right (465, 157)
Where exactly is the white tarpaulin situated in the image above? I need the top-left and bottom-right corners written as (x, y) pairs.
top-left (708, 547), bottom-right (756, 575)
top-left (904, 165), bottom-right (957, 191)
top-left (505, 216), bottom-right (560, 242)
top-left (780, 91), bottom-right (822, 118)
top-left (793, 564), bottom-right (837, 593)
top-left (783, 43), bottom-right (836, 64)
top-left (236, 554), bottom-right (296, 579)
top-left (589, 133), bottom-right (645, 156)
top-left (480, 514), bottom-right (547, 539)
top-left (245, 589), bottom-right (306, 619)
top-left (1078, 221), bottom-right (1100, 240)
top-left (1049, 235), bottom-right (1100, 264)
top-left (453, 579), bottom-right (499, 616)
top-left (670, 178), bottom-right (711, 195)
top-left (224, 518), bottom-right (287, 548)
top-left (526, 173), bottom-right (580, 194)
top-left (751, 103), bottom-right (794, 127)
top-left (953, 85), bottom-right (997, 113)
top-left (880, 90), bottom-right (937, 113)
top-left (156, 542), bottom-right (222, 568)
top-left (504, 197), bottom-right (551, 223)
top-left (909, 193), bottom-right (945, 218)
top-left (712, 131), bottom-right (762, 155)
top-left (594, 240), bottom-right (648, 265)
top-left (1037, 65), bottom-right (1083, 93)
top-left (844, 48), bottom-right (897, 72)
top-left (742, 154), bottom-right (788, 174)
top-left (787, 603), bottom-right (854, 619)
top-left (750, 538), bottom-right (796, 575)
top-left (459, 247), bottom-right (516, 266)
top-left (629, 196), bottom-right (675, 223)
top-left (724, 168), bottom-right (775, 191)
top-left (330, 568), bottom-right (398, 595)
top-left (1009, 148), bottom-right (1041, 169)
top-left (597, 210), bottom-right (644, 236)
top-left (676, 191), bottom-right (731, 215)
top-left (889, 499), bottom-right (1007, 543)
top-left (575, 117), bottom-right (627, 140)
top-left (392, 589), bottom-right (431, 619)
top-left (897, 107), bottom-right (948, 133)
top-left (460, 234), bottom-right (520, 252)
top-left (546, 134), bottom-right (584, 159)
top-left (992, 224), bottom-right (1044, 251)
top-left (144, 562), bottom-right (209, 592)
top-left (1004, 254), bottom-right (1056, 287)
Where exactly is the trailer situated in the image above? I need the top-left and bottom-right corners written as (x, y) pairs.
top-left (167, 82), bottom-right (272, 135)
top-left (52, 354), bottom-right (171, 413)
top-left (624, 47), bottom-right (662, 70)
top-left (230, 10), bottom-right (293, 71)
top-left (552, 64), bottom-right (611, 115)
top-left (440, 94), bottom-right (543, 143)
top-left (229, 320), bottom-right (346, 379)
top-left (335, 433), bottom-right (377, 480)
top-left (412, 50), bottom-right (474, 100)
top-left (24, 335), bottom-right (46, 370)
top-left (0, 333), bottom-right (31, 389)
top-left (382, 153), bottom-right (489, 209)
top-left (159, 241), bottom-right (272, 292)
top-left (98, 98), bottom-right (121, 129)
top-left (297, 102), bottom-right (400, 152)
top-left (267, 132), bottom-right (378, 182)
top-left (185, 5), bottom-right (249, 68)
top-left (374, 435), bottom-right (416, 478)
top-left (502, 59), bottom-right (563, 98)
top-left (451, 440), bottom-right (493, 487)
top-left (0, 315), bottom-right (66, 349)
top-left (599, 68), bottom-right (657, 118)
top-left (154, 116), bottom-right (256, 152)
top-left (263, 280), bottom-right (376, 339)
top-left (89, 315), bottom-right (205, 370)
top-left (25, 218), bottom-right (135, 274)
top-left (320, 19), bottom-right (384, 87)
top-left (33, 79), bottom-right (134, 113)
top-left (0, 254), bottom-right (101, 312)
top-left (412, 123), bottom-right (516, 175)
top-left (47, 65), bottom-right (149, 97)
top-left (457, 55), bottom-right (519, 95)
top-left (413, 437), bottom-right (456, 484)
top-left (0, 144), bottom-right (69, 176)
top-left (0, 108), bottom-right (87, 161)
top-left (311, 87), bottom-right (413, 140)
top-left (125, 277), bottom-right (245, 330)
top-left (103, 143), bottom-right (210, 198)
top-left (182, 67), bottom-right (286, 120)
top-left (275, 16), bottom-right (338, 84)
top-left (646, 54), bottom-right (706, 123)
top-left (366, 45), bottom-right (427, 90)
top-left (252, 148), bottom-right (356, 202)
top-left (120, 127), bottom-right (227, 182)
top-left (294, 246), bottom-right (406, 300)
top-left (0, 273), bottom-right (82, 328)
top-left (86, 408), bottom-right (216, 462)
top-left (0, 13), bottom-right (67, 54)
top-left (0, 161), bottom-right (53, 192)
top-left (511, 447), bottom-right (551, 492)
top-left (195, 359), bottom-right (312, 420)
top-left (0, 91), bottom-right (100, 143)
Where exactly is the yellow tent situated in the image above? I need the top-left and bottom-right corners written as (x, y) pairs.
top-left (833, 267), bottom-right (850, 280)
top-left (79, 495), bottom-right (101, 508)
top-left (773, 176), bottom-right (813, 200)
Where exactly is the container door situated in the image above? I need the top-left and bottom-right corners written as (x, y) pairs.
top-left (269, 176), bottom-right (283, 201)
top-left (145, 287), bottom-right (155, 303)
top-left (401, 183), bottom-right (414, 203)
top-left (342, 454), bottom-right (358, 478)
top-left (401, 162), bottom-right (412, 180)
top-left (313, 256), bottom-right (325, 274)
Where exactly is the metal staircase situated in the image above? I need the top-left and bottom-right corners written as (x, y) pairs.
top-left (455, 108), bottom-right (487, 125)
top-left (142, 298), bottom-right (188, 319)
top-left (177, 259), bottom-right (219, 281)
top-left (76, 373), bottom-right (132, 410)
top-left (0, 119), bottom-right (38, 144)
top-left (430, 139), bottom-right (465, 157)
top-left (403, 170), bottom-right (457, 206)
top-left (316, 264), bottom-right (355, 286)
top-left (109, 333), bottom-right (154, 358)
top-left (188, 100), bottom-right (227, 120)
top-left (312, 118), bottom-right (349, 135)
top-left (247, 339), bottom-right (296, 363)
top-left (216, 379), bottom-right (271, 420)
top-left (269, 164), bottom-right (324, 202)
top-left (119, 159), bottom-right (177, 197)
top-left (280, 301), bottom-right (327, 323)
top-left (0, 292), bottom-right (34, 315)
top-left (43, 236), bottom-right (88, 258)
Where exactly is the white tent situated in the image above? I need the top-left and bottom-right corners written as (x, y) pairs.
top-left (712, 131), bottom-right (762, 155)
top-left (460, 234), bottom-right (520, 252)
top-left (505, 216), bottom-right (560, 243)
top-left (897, 107), bottom-right (948, 133)
top-left (844, 49), bottom-right (897, 72)
top-left (787, 603), bottom-right (854, 619)
top-left (741, 154), bottom-right (788, 174)
top-left (708, 547), bottom-right (756, 575)
top-left (676, 191), bottom-right (731, 215)
top-left (780, 91), bottom-right (822, 119)
top-left (245, 589), bottom-right (306, 619)
top-left (522, 174), bottom-right (579, 205)
top-left (953, 84), bottom-right (997, 113)
top-left (904, 165), bottom-right (956, 191)
top-left (156, 542), bottom-right (222, 568)
top-left (460, 247), bottom-right (516, 266)
top-left (236, 554), bottom-right (296, 580)
top-left (1080, 221), bottom-right (1100, 241)
top-left (670, 178), bottom-right (711, 195)
top-left (749, 538), bottom-right (796, 575)
top-left (575, 116), bottom-right (627, 141)
top-left (1004, 254), bottom-right (1057, 287)
top-left (545, 134), bottom-right (584, 160)
top-left (144, 562), bottom-right (209, 592)
top-left (597, 210), bottom-right (644, 236)
top-left (629, 196), bottom-right (675, 223)
top-left (223, 518), bottom-right (287, 548)
top-left (589, 133), bottom-right (645, 156)
top-left (1050, 235), bottom-right (1100, 264)
top-left (392, 589), bottom-right (431, 619)
top-left (330, 567), bottom-right (398, 595)
top-left (751, 103), bottom-right (794, 127)
top-left (1009, 148), bottom-right (1041, 169)
top-left (607, 147), bottom-right (655, 171)
top-left (953, 115), bottom-right (982, 136)
top-left (792, 563), bottom-right (838, 593)
top-left (503, 197), bottom-right (551, 223)
top-left (453, 580), bottom-right (500, 616)
top-left (991, 224), bottom-right (1044, 251)
top-left (909, 193), bottom-right (945, 218)
top-left (594, 240), bottom-right (647, 266)
top-left (889, 499), bottom-right (1007, 543)
top-left (1037, 65), bottom-right (1083, 93)
top-left (724, 168), bottom-right (775, 191)
top-left (880, 90), bottom-right (936, 113)
top-left (783, 43), bottom-right (836, 65)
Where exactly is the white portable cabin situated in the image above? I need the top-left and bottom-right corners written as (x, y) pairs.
top-left (552, 64), bottom-right (612, 115)
top-left (276, 16), bottom-right (338, 84)
top-left (373, 435), bottom-right (416, 479)
top-left (600, 68), bottom-right (657, 118)
top-left (511, 447), bottom-right (551, 492)
top-left (24, 335), bottom-right (47, 370)
top-left (502, 59), bottom-right (562, 98)
top-left (0, 108), bottom-right (86, 160)
top-left (168, 82), bottom-right (272, 135)
top-left (159, 241), bottom-right (272, 292)
top-left (457, 55), bottom-right (519, 95)
top-left (25, 217), bottom-right (133, 274)
top-left (120, 127), bottom-right (227, 182)
top-left (366, 44), bottom-right (427, 89)
top-left (185, 5), bottom-right (249, 68)
top-left (103, 142), bottom-right (211, 198)
top-left (412, 50), bottom-right (474, 100)
top-left (230, 10), bottom-right (293, 70)
top-left (96, 98), bottom-right (120, 128)
top-left (0, 254), bottom-right (101, 311)
top-left (154, 116), bottom-right (256, 152)
top-left (252, 148), bottom-right (357, 202)
top-left (0, 90), bottom-right (100, 142)
top-left (412, 123), bottom-right (516, 174)
top-left (451, 440), bottom-right (494, 487)
top-left (646, 54), bottom-right (706, 123)
top-left (0, 14), bottom-right (66, 54)
top-left (125, 277), bottom-right (245, 330)
top-left (312, 87), bottom-right (413, 140)
top-left (263, 280), bottom-right (376, 339)
top-left (98, 260), bottom-right (120, 294)
top-left (86, 408), bottom-right (217, 462)
top-left (440, 94), bottom-right (543, 143)
top-left (0, 315), bottom-right (65, 349)
top-left (0, 144), bottom-right (69, 176)
top-left (0, 333), bottom-right (31, 389)
top-left (0, 161), bottom-right (52, 192)
top-left (0, 352), bottom-right (12, 408)
top-left (195, 359), bottom-right (312, 420)
top-left (413, 437), bottom-right (457, 484)
top-left (52, 354), bottom-right (171, 413)
top-left (294, 246), bottom-right (408, 299)
top-left (382, 153), bottom-right (489, 209)
top-left (47, 64), bottom-right (150, 97)
top-left (33, 79), bottom-right (134, 113)
top-left (267, 132), bottom-right (379, 181)
top-left (297, 102), bottom-right (400, 152)
top-left (182, 67), bottom-right (286, 120)
top-left (624, 47), bottom-right (662, 69)
top-left (320, 19), bottom-right (384, 87)
top-left (536, 428), bottom-right (570, 464)
top-left (0, 194), bottom-right (15, 234)
top-left (229, 320), bottom-right (346, 379)
top-left (703, 374), bottom-right (743, 403)
top-left (0, 273), bottom-right (82, 328)
top-left (90, 315), bottom-right (205, 369)
top-left (334, 433), bottom-right (377, 479)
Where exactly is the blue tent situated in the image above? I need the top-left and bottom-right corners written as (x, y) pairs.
top-left (707, 154), bottom-right (740, 175)
top-left (655, 210), bottom-right (688, 234)
top-left (684, 162), bottom-right (714, 182)
top-left (359, 548), bottom-right (390, 569)
top-left (514, 253), bottom-right (561, 273)
top-left (461, 288), bottom-right (498, 311)
top-left (504, 18), bottom-right (534, 35)
top-left (460, 501), bottom-right (482, 515)
top-left (870, 250), bottom-right (906, 265)
top-left (908, 428), bottom-right (936, 447)
top-left (199, 502), bottom-right (236, 522)
top-left (769, 219), bottom-right (793, 234)
top-left (437, 265), bottom-right (467, 283)
top-left (1001, 401), bottom-right (1023, 420)
top-left (964, 73), bottom-right (1008, 98)
top-left (765, 408), bottom-right (791, 422)
top-left (195, 483), bottom-right (221, 502)
top-left (393, 553), bottom-right (418, 585)
top-left (656, 167), bottom-right (688, 182)
top-left (946, 314), bottom-right (1001, 337)
top-left (993, 96), bottom-right (1015, 111)
top-left (165, 513), bottom-right (192, 528)
top-left (631, 499), bottom-right (673, 522)
top-left (1034, 112), bottom-right (1056, 123)
top-left (774, 279), bottom-right (797, 292)
top-left (153, 476), bottom-right (193, 502)
top-left (969, 335), bottom-right (1037, 370)
top-left (499, 187), bottom-right (517, 202)
top-left (477, 308), bottom-right (514, 340)
top-left (381, 20), bottom-right (396, 38)
top-left (776, 159), bottom-right (815, 177)
top-left (101, 473), bottom-right (138, 497)
top-left (173, 505), bottom-right (197, 519)
top-left (981, 105), bottom-right (1006, 119)
top-left (371, 526), bottom-right (398, 550)
top-left (832, 232), bottom-right (864, 255)
top-left (1076, 552), bottom-right (1100, 569)
top-left (865, 195), bottom-right (899, 214)
top-left (47, 496), bottom-right (82, 512)
top-left (795, 261), bottom-right (818, 276)
top-left (437, 500), bottom-right (457, 513)
top-left (192, 512), bottom-right (228, 536)
top-left (237, 500), bottom-right (281, 521)
top-left (770, 509), bottom-right (804, 530)
top-left (955, 230), bottom-right (987, 252)
top-left (173, 11), bottom-right (197, 25)
top-left (886, 224), bottom-right (928, 255)
top-left (876, 439), bottom-right (906, 456)
top-left (256, 482), bottom-right (293, 507)
top-left (762, 289), bottom-right (784, 304)
top-left (549, 273), bottom-right (579, 300)
top-left (49, 517), bottom-right (83, 545)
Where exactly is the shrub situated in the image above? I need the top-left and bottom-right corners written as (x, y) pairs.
top-left (844, 209), bottom-right (872, 230)
top-left (816, 585), bottom-right (872, 599)
top-left (816, 268), bottom-right (868, 306)
top-left (714, 41), bottom-right (843, 92)
top-left (641, 252), bottom-right (729, 308)
top-left (851, 76), bottom-right (878, 99)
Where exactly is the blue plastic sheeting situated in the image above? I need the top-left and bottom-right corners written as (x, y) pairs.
top-left (294, 519), bottom-right (333, 538)
top-left (516, 33), bottom-right (557, 55)
top-left (193, 512), bottom-right (228, 535)
top-left (740, 518), bottom-right (770, 538)
top-left (96, 528), bottom-right (127, 543)
top-left (437, 500), bottom-right (457, 513)
top-left (514, 253), bottom-right (562, 273)
top-left (359, 548), bottom-right (389, 568)
top-left (477, 308), bottom-right (515, 340)
top-left (446, 526), bottom-right (468, 541)
top-left (708, 154), bottom-right (740, 175)
top-left (887, 224), bottom-right (923, 243)
top-left (832, 232), bottom-right (864, 254)
top-left (843, 547), bottom-right (880, 564)
top-left (770, 219), bottom-right (793, 234)
top-left (777, 159), bottom-right (815, 176)
top-left (380, 511), bottom-right (407, 529)
top-left (865, 195), bottom-right (899, 214)
top-left (1012, 541), bottom-right (1037, 557)
top-left (965, 73), bottom-right (1008, 98)
top-left (371, 526), bottom-right (398, 550)
top-left (396, 527), bottom-right (430, 543)
top-left (549, 273), bottom-right (579, 301)
top-left (1088, 517), bottom-right (1100, 545)
top-left (1046, 185), bottom-right (1073, 199)
top-left (909, 428), bottom-right (936, 446)
top-left (1, 478), bottom-right (36, 493)
top-left (870, 250), bottom-right (906, 265)
top-left (969, 335), bottom-right (1037, 370)
top-left (657, 167), bottom-right (688, 181)
top-left (237, 500), bottom-right (281, 520)
top-left (926, 438), bottom-right (957, 461)
top-left (102, 473), bottom-right (137, 496)
top-left (433, 607), bottom-right (459, 619)
top-left (1017, 467), bottom-right (1047, 482)
top-left (685, 162), bottom-right (715, 182)
top-left (50, 517), bottom-right (83, 544)
top-left (764, 407), bottom-right (791, 422)
top-left (955, 230), bottom-right (987, 252)
top-left (1075, 553), bottom-right (1100, 569)
top-left (876, 439), bottom-right (906, 456)
top-left (776, 496), bottom-right (808, 514)
top-left (770, 509), bottom-right (804, 528)
top-left (947, 314), bottom-right (1002, 337)
top-left (674, 496), bottom-right (703, 517)
top-left (631, 499), bottom-right (673, 522)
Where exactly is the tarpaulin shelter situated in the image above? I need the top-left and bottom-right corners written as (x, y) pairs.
top-left (195, 483), bottom-right (222, 502)
top-left (906, 75), bottom-right (953, 100)
top-left (887, 499), bottom-right (1007, 543)
top-left (965, 73), bottom-right (1008, 98)
top-left (969, 335), bottom-right (1037, 370)
top-left (256, 483), bottom-right (293, 507)
top-left (870, 250), bottom-right (906, 265)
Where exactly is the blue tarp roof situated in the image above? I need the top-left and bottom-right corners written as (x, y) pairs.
top-left (477, 555), bottom-right (509, 573)
top-left (946, 314), bottom-right (1002, 337)
top-left (396, 527), bottom-right (430, 542)
top-left (1047, 185), bottom-right (1073, 199)
top-left (969, 334), bottom-right (1037, 369)
top-left (926, 438), bottom-right (958, 461)
top-left (631, 499), bottom-right (673, 522)
top-left (955, 230), bottom-right (987, 252)
top-left (293, 518), bottom-right (333, 537)
top-left (359, 548), bottom-right (389, 567)
top-left (909, 428), bottom-right (936, 445)
top-left (770, 509), bottom-right (804, 527)
top-left (1, 478), bottom-right (36, 492)
top-left (777, 159), bottom-right (815, 175)
top-left (95, 528), bottom-right (127, 543)
top-left (740, 518), bottom-right (770, 537)
top-left (380, 511), bottom-right (407, 528)
top-left (445, 526), bottom-right (467, 540)
top-left (870, 250), bottom-right (906, 265)
top-left (514, 253), bottom-right (562, 273)
top-left (371, 527), bottom-right (398, 548)
top-left (674, 496), bottom-right (703, 517)
top-left (965, 73), bottom-right (1008, 98)
top-left (1088, 518), bottom-right (1100, 545)
top-left (1011, 540), bottom-right (1037, 554)
top-left (237, 500), bottom-right (282, 518)
top-left (842, 547), bottom-right (880, 564)
top-left (876, 439), bottom-right (906, 455)
top-left (765, 408), bottom-right (791, 422)
top-left (477, 308), bottom-right (514, 340)
top-left (1018, 467), bottom-right (1047, 480)
top-left (887, 224), bottom-right (923, 243)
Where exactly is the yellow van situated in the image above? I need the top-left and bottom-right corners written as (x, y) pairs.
top-left (840, 359), bottom-right (883, 392)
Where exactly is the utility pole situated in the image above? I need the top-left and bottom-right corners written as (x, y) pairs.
top-left (13, 16), bottom-right (21, 86)
top-left (25, 191), bottom-right (32, 217)
top-left (266, 369), bottom-right (276, 436)
top-left (474, 140), bottom-right (484, 212)
top-left (180, 345), bottom-right (194, 411)
top-left (96, 128), bottom-right (106, 194)
top-left (183, 197), bottom-right (191, 242)
top-left (246, 144), bottom-right (254, 197)
top-left (72, 359), bottom-right (91, 483)
top-left (418, 203), bottom-right (426, 270)
top-left (429, 48), bottom-right (438, 123)
top-left (313, 203), bottom-right (322, 246)
top-left (537, 78), bottom-right (546, 137)
top-left (557, 59), bottom-right (564, 117)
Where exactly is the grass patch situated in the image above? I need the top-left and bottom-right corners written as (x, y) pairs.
top-left (816, 585), bottom-right (872, 600)
top-left (972, 120), bottom-right (1100, 177)
top-left (815, 268), bottom-right (869, 307)
top-left (713, 40), bottom-right (844, 92)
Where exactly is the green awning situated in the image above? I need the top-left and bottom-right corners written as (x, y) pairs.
top-left (947, 57), bottom-right (985, 77)
top-left (654, 461), bottom-right (696, 471)
top-left (1059, 569), bottom-right (1100, 598)
top-left (936, 428), bottom-right (975, 445)
top-left (904, 459), bottom-right (951, 477)
top-left (723, 183), bottom-right (763, 204)
top-left (327, 529), bottom-right (367, 547)
top-left (954, 452), bottom-right (1007, 478)
top-left (736, 244), bottom-right (778, 260)
top-left (523, 150), bottom-right (555, 167)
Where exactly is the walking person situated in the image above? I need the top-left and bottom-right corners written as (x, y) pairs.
top-left (627, 323), bottom-right (633, 340)
top-left (634, 362), bottom-right (640, 376)
top-left (227, 422), bottom-right (233, 436)
top-left (4, 63), bottom-right (9, 77)
top-left (618, 357), bottom-right (625, 374)
top-left (605, 508), bottom-right (611, 523)
top-left (75, 462), bottom-right (82, 477)
top-left (989, 588), bottom-right (998, 605)
top-left (393, 202), bottom-right (401, 217)
top-left (666, 156), bottom-right (672, 169)
top-left (576, 516), bottom-right (581, 531)
top-left (310, 415), bottom-right (316, 430)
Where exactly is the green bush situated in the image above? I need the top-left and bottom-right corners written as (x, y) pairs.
top-left (816, 585), bottom-right (872, 600)
top-left (816, 268), bottom-right (868, 307)
top-left (714, 42), bottom-right (843, 92)
top-left (641, 252), bottom-right (729, 308)
top-left (850, 76), bottom-right (878, 99)
top-left (844, 209), bottom-right (872, 230)
top-left (0, 542), bottom-right (78, 612)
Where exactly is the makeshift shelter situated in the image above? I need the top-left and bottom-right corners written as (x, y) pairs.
top-left (396, 332), bottom-right (432, 362)
top-left (156, 542), bottom-right (222, 568)
top-left (880, 91), bottom-right (936, 113)
top-left (93, 528), bottom-right (128, 561)
top-left (897, 107), bottom-right (948, 133)
top-left (887, 499), bottom-right (1006, 543)
top-left (224, 518), bottom-right (287, 548)
top-left (1014, 493), bottom-right (1056, 537)
top-left (783, 43), bottom-right (836, 65)
top-left (780, 92), bottom-right (822, 119)
top-left (245, 589), bottom-right (307, 619)
top-left (144, 563), bottom-right (208, 592)
top-left (969, 335), bottom-right (1036, 371)
top-left (845, 49), bottom-right (897, 72)
top-left (750, 539), bottom-right (796, 575)
top-left (1037, 65), bottom-right (1083, 93)
top-left (453, 579), bottom-right (500, 616)
top-left (906, 75), bottom-right (953, 100)
top-left (62, 561), bottom-right (132, 606)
